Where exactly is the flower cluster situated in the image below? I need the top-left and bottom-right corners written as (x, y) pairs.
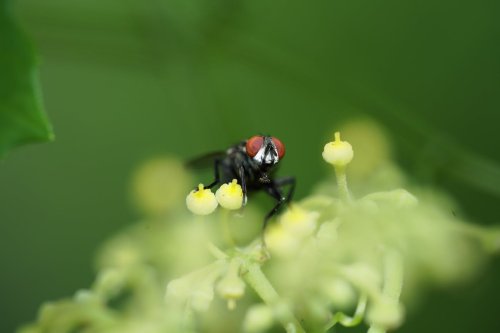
top-left (19, 124), bottom-right (500, 333)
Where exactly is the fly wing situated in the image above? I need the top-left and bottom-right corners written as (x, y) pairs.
top-left (185, 151), bottom-right (226, 169)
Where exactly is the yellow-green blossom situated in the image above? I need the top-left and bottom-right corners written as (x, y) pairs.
top-left (280, 205), bottom-right (318, 236)
top-left (322, 132), bottom-right (354, 167)
top-left (216, 179), bottom-right (244, 210)
top-left (367, 297), bottom-right (405, 330)
top-left (243, 304), bottom-right (274, 333)
top-left (265, 223), bottom-right (301, 257)
top-left (186, 184), bottom-right (218, 215)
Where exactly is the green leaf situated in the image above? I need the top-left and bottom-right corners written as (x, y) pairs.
top-left (0, 1), bottom-right (53, 158)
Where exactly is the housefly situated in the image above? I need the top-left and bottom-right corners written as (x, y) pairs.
top-left (187, 135), bottom-right (295, 231)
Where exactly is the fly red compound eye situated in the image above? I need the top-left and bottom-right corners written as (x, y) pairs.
top-left (272, 137), bottom-right (285, 159)
top-left (246, 136), bottom-right (264, 157)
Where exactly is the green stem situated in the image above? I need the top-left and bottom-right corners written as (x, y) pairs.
top-left (334, 165), bottom-right (351, 202)
top-left (368, 249), bottom-right (404, 333)
top-left (451, 222), bottom-right (500, 253)
top-left (243, 262), bottom-right (306, 333)
top-left (382, 250), bottom-right (404, 300)
top-left (221, 210), bottom-right (236, 247)
top-left (207, 242), bottom-right (228, 260)
top-left (367, 326), bottom-right (386, 333)
top-left (324, 294), bottom-right (367, 330)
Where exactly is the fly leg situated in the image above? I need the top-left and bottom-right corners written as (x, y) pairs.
top-left (262, 176), bottom-right (296, 232)
top-left (237, 165), bottom-right (248, 206)
top-left (260, 176), bottom-right (296, 255)
top-left (195, 159), bottom-right (221, 191)
top-left (275, 176), bottom-right (296, 203)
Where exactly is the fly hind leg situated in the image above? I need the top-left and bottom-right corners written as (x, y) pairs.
top-left (260, 177), bottom-right (296, 256)
top-left (262, 176), bottom-right (296, 232)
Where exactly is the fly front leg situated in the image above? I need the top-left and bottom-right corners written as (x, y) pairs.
top-left (237, 165), bottom-right (248, 206)
top-left (261, 176), bottom-right (296, 231)
top-left (261, 177), bottom-right (296, 245)
top-left (256, 184), bottom-right (284, 258)
top-left (201, 159), bottom-right (221, 190)
top-left (274, 176), bottom-right (296, 203)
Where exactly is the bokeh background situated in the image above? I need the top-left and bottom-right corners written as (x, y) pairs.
top-left (1, 0), bottom-right (499, 332)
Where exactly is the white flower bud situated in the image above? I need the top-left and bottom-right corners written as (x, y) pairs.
top-left (186, 184), bottom-right (218, 215)
top-left (216, 259), bottom-right (246, 310)
top-left (367, 297), bottom-right (404, 329)
top-left (264, 224), bottom-right (300, 257)
top-left (216, 179), bottom-right (243, 210)
top-left (393, 189), bottom-right (418, 207)
top-left (243, 304), bottom-right (274, 333)
top-left (322, 278), bottom-right (356, 309)
top-left (165, 278), bottom-right (191, 303)
top-left (280, 205), bottom-right (318, 236)
top-left (190, 284), bottom-right (214, 312)
top-left (93, 268), bottom-right (125, 297)
top-left (322, 132), bottom-right (354, 167)
top-left (131, 157), bottom-right (191, 216)
top-left (217, 276), bottom-right (245, 302)
top-left (316, 220), bottom-right (340, 248)
top-left (74, 289), bottom-right (97, 303)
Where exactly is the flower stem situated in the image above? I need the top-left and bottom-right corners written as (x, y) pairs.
top-left (242, 262), bottom-right (305, 333)
top-left (207, 242), bottom-right (228, 260)
top-left (334, 165), bottom-right (351, 202)
top-left (382, 249), bottom-right (404, 300)
top-left (367, 326), bottom-right (386, 333)
top-left (221, 210), bottom-right (236, 247)
top-left (451, 222), bottom-right (500, 253)
top-left (368, 249), bottom-right (404, 333)
top-left (325, 294), bottom-right (367, 330)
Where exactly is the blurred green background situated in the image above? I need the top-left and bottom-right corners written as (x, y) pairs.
top-left (1, 0), bottom-right (499, 332)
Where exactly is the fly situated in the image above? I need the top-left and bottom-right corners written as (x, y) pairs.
top-left (187, 135), bottom-right (296, 232)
